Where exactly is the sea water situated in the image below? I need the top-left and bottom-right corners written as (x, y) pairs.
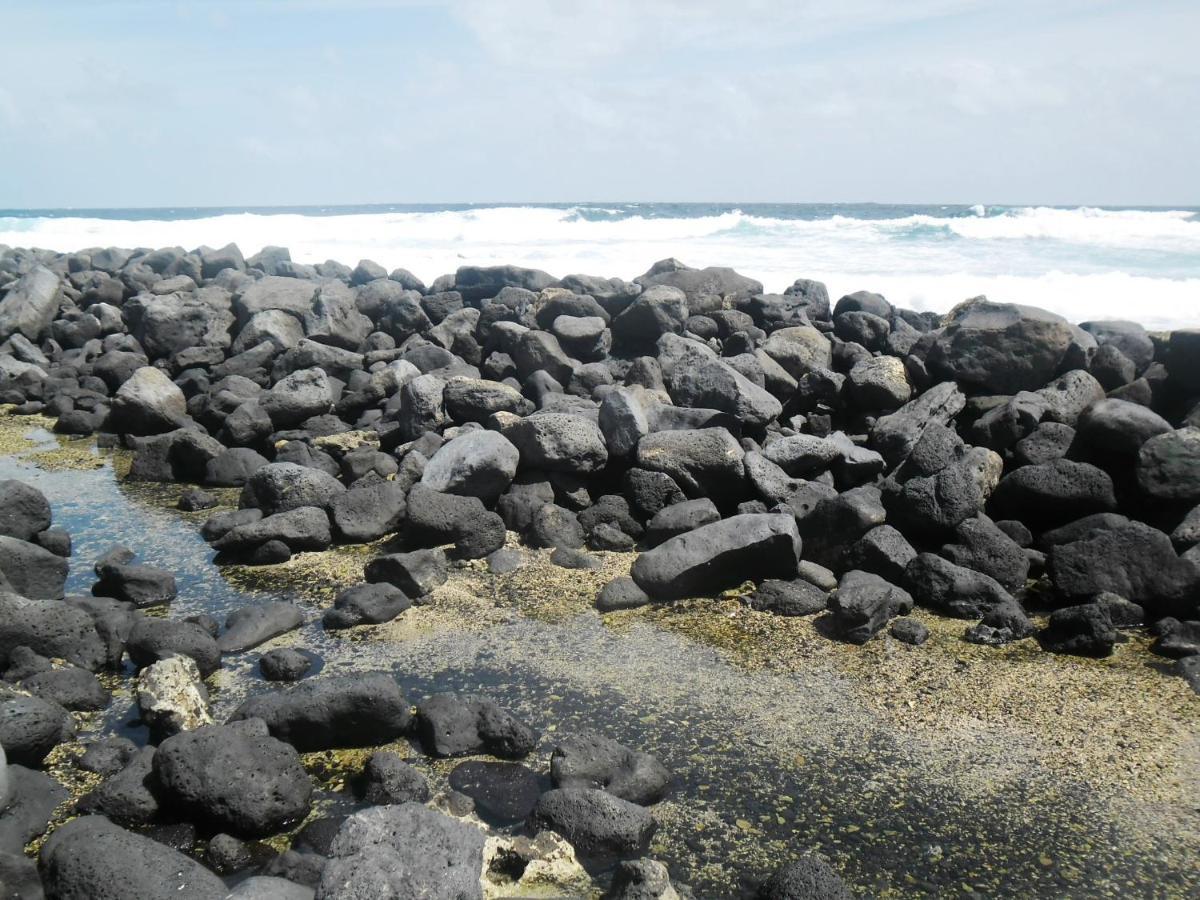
top-left (2, 203), bottom-right (1198, 329)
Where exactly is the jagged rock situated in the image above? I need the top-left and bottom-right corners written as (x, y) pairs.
top-left (1039, 603), bottom-right (1118, 657)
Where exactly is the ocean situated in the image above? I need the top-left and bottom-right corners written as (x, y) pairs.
top-left (2, 203), bottom-right (1198, 329)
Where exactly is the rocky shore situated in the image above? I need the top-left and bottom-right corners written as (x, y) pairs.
top-left (0, 242), bottom-right (1198, 898)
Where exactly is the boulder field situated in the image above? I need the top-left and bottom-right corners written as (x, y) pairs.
top-left (1, 244), bottom-right (1199, 896)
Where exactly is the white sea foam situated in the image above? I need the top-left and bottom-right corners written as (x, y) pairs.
top-left (1, 205), bottom-right (1197, 327)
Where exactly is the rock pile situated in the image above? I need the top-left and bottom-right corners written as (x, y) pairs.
top-left (2, 242), bottom-right (1199, 895)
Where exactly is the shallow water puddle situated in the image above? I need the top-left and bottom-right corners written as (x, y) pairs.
top-left (2, 417), bottom-right (1197, 897)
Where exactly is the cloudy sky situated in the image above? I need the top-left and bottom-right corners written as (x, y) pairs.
top-left (1, 0), bottom-right (1196, 207)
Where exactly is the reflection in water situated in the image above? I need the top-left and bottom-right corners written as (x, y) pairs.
top-left (1, 422), bottom-right (1197, 897)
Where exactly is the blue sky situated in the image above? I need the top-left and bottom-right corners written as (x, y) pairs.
top-left (1, 0), bottom-right (1196, 207)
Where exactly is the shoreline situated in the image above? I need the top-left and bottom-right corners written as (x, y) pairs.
top-left (1, 246), bottom-right (1199, 897)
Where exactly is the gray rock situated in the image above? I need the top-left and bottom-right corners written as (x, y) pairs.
top-left (758, 854), bottom-right (853, 900)
top-left (843, 525), bottom-right (917, 584)
top-left (218, 602), bottom-right (304, 653)
top-left (507, 413), bottom-right (608, 474)
top-left (93, 562), bottom-right (177, 608)
top-left (0, 266), bottom-right (61, 341)
top-left (0, 592), bottom-right (105, 670)
top-left (1076, 399), bottom-right (1172, 457)
top-left (551, 732), bottom-right (669, 805)
top-left (324, 582), bottom-right (411, 630)
top-left (261, 648), bottom-right (314, 682)
top-left (317, 803), bottom-right (486, 900)
top-left (230, 876), bottom-right (315, 900)
top-left (76, 747), bottom-right (162, 826)
top-left (0, 764), bottom-right (67, 852)
top-left (926, 299), bottom-right (1078, 394)
top-left (745, 578), bottom-right (828, 616)
top-left (644, 498), bottom-right (720, 547)
top-left (760, 326), bottom-right (833, 379)
top-left (108, 366), bottom-right (187, 435)
top-left (635, 427), bottom-right (745, 501)
top-left (0, 687), bottom-right (73, 765)
top-left (0, 537), bottom-right (69, 600)
top-left (360, 751), bottom-right (431, 805)
top-left (941, 515), bottom-right (1030, 593)
top-left (240, 463), bottom-right (345, 516)
top-left (611, 285), bottom-right (689, 350)
top-left (261, 367), bottom-right (335, 428)
top-left (870, 381), bottom-right (966, 465)
top-left (214, 506), bottom-right (332, 554)
top-left (528, 788), bottom-right (655, 856)
top-left (154, 718), bottom-right (312, 837)
top-left (631, 513), bottom-right (801, 600)
top-left (414, 692), bottom-right (537, 758)
top-left (889, 617), bottom-right (929, 646)
top-left (364, 548), bottom-right (448, 597)
top-left (1136, 428), bottom-right (1200, 504)
top-left (1039, 603), bottom-right (1117, 657)
top-left (230, 674), bottom-right (411, 751)
top-left (1049, 519), bottom-right (1200, 617)
top-left (126, 616), bottom-right (221, 676)
top-left (829, 570), bottom-right (914, 643)
top-left (330, 481), bottom-right (406, 543)
top-left (136, 655), bottom-right (212, 736)
top-left (0, 480), bottom-right (52, 542)
top-left (39, 815), bottom-right (227, 900)
top-left (667, 357), bottom-right (782, 429)
top-left (421, 429), bottom-right (519, 501)
top-left (990, 459), bottom-right (1117, 530)
top-left (904, 552), bottom-right (1014, 619)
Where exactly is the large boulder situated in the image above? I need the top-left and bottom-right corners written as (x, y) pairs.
top-left (126, 617), bottom-right (221, 676)
top-left (635, 427), bottom-right (745, 501)
top-left (631, 513), bottom-right (801, 600)
top-left (455, 264), bottom-right (558, 301)
top-left (871, 381), bottom-right (966, 465)
top-left (0, 265), bottom-right (60, 341)
top-left (926, 299), bottom-right (1077, 394)
top-left (528, 789), bottom-right (655, 856)
top-left (108, 367), bottom-right (187, 435)
top-left (989, 459), bottom-right (1117, 530)
top-left (230, 674), bottom-right (411, 751)
top-left (323, 582), bottom-right (411, 630)
top-left (217, 602), bottom-right (304, 653)
top-left (886, 445), bottom-right (1003, 536)
top-left (240, 463), bottom-right (345, 516)
top-left (421, 429), bottom-right (520, 501)
top-left (317, 803), bottom-right (486, 900)
top-left (550, 732), bottom-right (670, 805)
top-left (260, 367), bottom-right (335, 428)
top-left (760, 326), bottom-right (833, 379)
top-left (213, 506), bottom-right (332, 554)
top-left (506, 414), bottom-right (608, 474)
top-left (329, 481), bottom-right (406, 543)
top-left (904, 553), bottom-right (1014, 619)
top-left (154, 719), bottom-right (312, 837)
top-left (637, 259), bottom-right (762, 311)
top-left (132, 288), bottom-right (235, 359)
top-left (414, 692), bottom-right (537, 759)
top-left (233, 275), bottom-right (318, 324)
top-left (1136, 428), bottom-right (1200, 504)
top-left (0, 687), bottom-right (73, 766)
top-left (39, 815), bottom-right (228, 900)
top-left (0, 480), bottom-right (52, 542)
top-left (667, 358), bottom-right (782, 429)
top-left (0, 593), bottom-right (106, 670)
top-left (1049, 519), bottom-right (1200, 618)
top-left (0, 537), bottom-right (69, 600)
top-left (611, 285), bottom-right (688, 349)
top-left (758, 855), bottom-right (854, 900)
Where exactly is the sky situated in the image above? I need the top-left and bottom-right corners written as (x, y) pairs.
top-left (0, 0), bottom-right (1197, 208)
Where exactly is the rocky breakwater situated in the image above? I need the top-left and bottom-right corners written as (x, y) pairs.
top-left (0, 242), bottom-right (1198, 896)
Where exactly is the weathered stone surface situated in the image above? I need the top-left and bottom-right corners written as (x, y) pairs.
top-left (631, 514), bottom-right (801, 600)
